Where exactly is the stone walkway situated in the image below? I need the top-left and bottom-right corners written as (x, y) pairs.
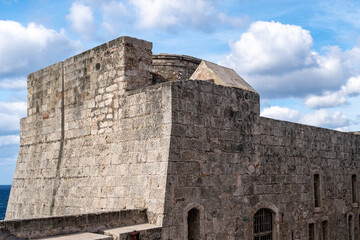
top-left (39, 232), bottom-right (112, 240)
top-left (37, 223), bottom-right (160, 240)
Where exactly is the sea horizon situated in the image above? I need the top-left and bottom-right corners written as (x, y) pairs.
top-left (0, 185), bottom-right (11, 220)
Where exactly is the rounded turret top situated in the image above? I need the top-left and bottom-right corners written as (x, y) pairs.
top-left (152, 54), bottom-right (202, 83)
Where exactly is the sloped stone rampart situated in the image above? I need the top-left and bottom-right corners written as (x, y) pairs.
top-left (6, 37), bottom-right (170, 226)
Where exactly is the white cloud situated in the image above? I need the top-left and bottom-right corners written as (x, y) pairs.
top-left (0, 102), bottom-right (26, 116)
top-left (218, 13), bottom-right (246, 27)
top-left (66, 2), bottom-right (96, 39)
top-left (304, 91), bottom-right (346, 109)
top-left (0, 20), bottom-right (79, 78)
top-left (225, 21), bottom-right (315, 74)
top-left (130, 0), bottom-right (212, 30)
top-left (0, 78), bottom-right (26, 90)
top-left (305, 75), bottom-right (360, 108)
top-left (100, 1), bottom-right (128, 37)
top-left (129, 0), bottom-right (243, 31)
top-left (0, 156), bottom-right (17, 166)
top-left (334, 126), bottom-right (351, 132)
top-left (261, 106), bottom-right (300, 122)
top-left (261, 105), bottom-right (352, 130)
top-left (66, 0), bottom-right (246, 36)
top-left (0, 135), bottom-right (19, 146)
top-left (342, 75), bottom-right (360, 95)
top-left (0, 102), bottom-right (26, 132)
top-left (0, 113), bottom-right (22, 132)
top-left (300, 110), bottom-right (350, 129)
top-left (222, 21), bottom-right (353, 98)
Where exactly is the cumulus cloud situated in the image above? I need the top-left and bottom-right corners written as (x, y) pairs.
top-left (261, 106), bottom-right (299, 122)
top-left (300, 110), bottom-right (350, 129)
top-left (67, 0), bottom-right (245, 36)
top-left (0, 135), bottom-right (19, 147)
top-left (0, 113), bottom-right (22, 132)
top-left (129, 0), bottom-right (244, 31)
top-left (0, 78), bottom-right (26, 90)
top-left (304, 91), bottom-right (346, 109)
top-left (0, 20), bottom-right (79, 79)
top-left (130, 0), bottom-right (214, 30)
top-left (0, 102), bottom-right (26, 132)
top-left (225, 21), bottom-right (316, 74)
top-left (0, 102), bottom-right (27, 116)
top-left (66, 2), bottom-right (96, 39)
top-left (261, 106), bottom-right (351, 130)
top-left (305, 75), bottom-right (360, 108)
top-left (101, 1), bottom-right (129, 37)
top-left (222, 21), bottom-right (355, 98)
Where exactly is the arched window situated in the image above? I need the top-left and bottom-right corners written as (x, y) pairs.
top-left (187, 208), bottom-right (200, 240)
top-left (253, 208), bottom-right (273, 240)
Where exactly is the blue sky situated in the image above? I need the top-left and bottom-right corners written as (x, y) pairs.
top-left (1, 0), bottom-right (360, 184)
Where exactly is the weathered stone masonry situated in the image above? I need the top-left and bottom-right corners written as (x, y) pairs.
top-left (5, 36), bottom-right (360, 240)
top-left (7, 37), bottom-right (171, 226)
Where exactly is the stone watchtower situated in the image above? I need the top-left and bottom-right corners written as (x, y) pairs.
top-left (4, 36), bottom-right (360, 240)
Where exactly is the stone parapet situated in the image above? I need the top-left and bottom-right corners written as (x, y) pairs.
top-left (152, 54), bottom-right (201, 83)
top-left (0, 210), bottom-right (147, 239)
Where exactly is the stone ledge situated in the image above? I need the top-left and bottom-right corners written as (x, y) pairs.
top-left (102, 223), bottom-right (161, 240)
top-left (38, 232), bottom-right (113, 240)
top-left (1, 210), bottom-right (147, 239)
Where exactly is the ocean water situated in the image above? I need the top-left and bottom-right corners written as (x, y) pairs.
top-left (0, 185), bottom-right (11, 220)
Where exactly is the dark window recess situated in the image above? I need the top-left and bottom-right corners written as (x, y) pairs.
top-left (309, 223), bottom-right (315, 240)
top-left (352, 175), bottom-right (357, 203)
top-left (314, 174), bottom-right (321, 208)
top-left (188, 208), bottom-right (200, 240)
top-left (349, 215), bottom-right (353, 240)
top-left (321, 220), bottom-right (328, 240)
top-left (253, 208), bottom-right (273, 240)
top-left (128, 231), bottom-right (139, 240)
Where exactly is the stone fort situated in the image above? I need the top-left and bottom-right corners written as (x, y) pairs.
top-left (1, 36), bottom-right (360, 240)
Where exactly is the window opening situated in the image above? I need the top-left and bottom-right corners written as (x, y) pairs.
top-left (128, 231), bottom-right (139, 240)
top-left (314, 174), bottom-right (321, 208)
top-left (349, 215), bottom-right (353, 240)
top-left (321, 220), bottom-right (328, 240)
top-left (309, 223), bottom-right (315, 240)
top-left (359, 215), bottom-right (360, 240)
top-left (352, 175), bottom-right (357, 203)
top-left (253, 208), bottom-right (273, 240)
top-left (188, 208), bottom-right (200, 240)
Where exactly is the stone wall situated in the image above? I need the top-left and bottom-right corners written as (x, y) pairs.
top-left (250, 117), bottom-right (360, 240)
top-left (161, 80), bottom-right (260, 239)
top-left (6, 37), bottom-right (170, 226)
top-left (1, 210), bottom-right (147, 239)
top-left (159, 80), bottom-right (360, 240)
top-left (7, 36), bottom-right (360, 240)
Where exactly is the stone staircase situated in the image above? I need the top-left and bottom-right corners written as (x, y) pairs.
top-left (39, 223), bottom-right (161, 240)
